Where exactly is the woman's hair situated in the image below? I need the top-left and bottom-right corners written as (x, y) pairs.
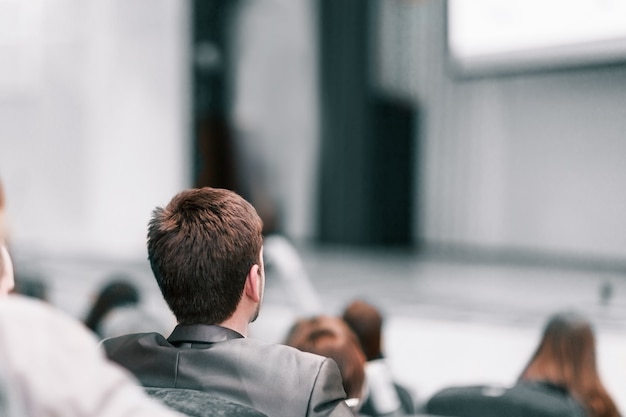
top-left (519, 311), bottom-right (620, 417)
top-left (285, 315), bottom-right (366, 402)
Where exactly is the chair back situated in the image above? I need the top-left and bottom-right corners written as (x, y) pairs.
top-left (425, 383), bottom-right (586, 417)
top-left (145, 387), bottom-right (268, 417)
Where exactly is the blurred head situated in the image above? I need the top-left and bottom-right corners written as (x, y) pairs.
top-left (0, 245), bottom-right (14, 297)
top-left (520, 311), bottom-right (620, 417)
top-left (520, 311), bottom-right (597, 388)
top-left (84, 278), bottom-right (140, 336)
top-left (342, 299), bottom-right (383, 361)
top-left (285, 315), bottom-right (366, 405)
top-left (147, 187), bottom-right (264, 325)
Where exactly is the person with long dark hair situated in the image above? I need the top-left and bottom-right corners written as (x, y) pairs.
top-left (427, 311), bottom-right (621, 417)
top-left (519, 311), bottom-right (621, 417)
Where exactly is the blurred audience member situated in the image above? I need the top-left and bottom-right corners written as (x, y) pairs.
top-left (426, 310), bottom-right (621, 417)
top-left (342, 300), bottom-right (415, 416)
top-left (102, 187), bottom-right (353, 417)
top-left (0, 295), bottom-right (184, 417)
top-left (285, 315), bottom-right (366, 414)
top-left (519, 311), bottom-right (620, 417)
top-left (84, 277), bottom-right (139, 337)
top-left (0, 178), bottom-right (184, 416)
top-left (85, 275), bottom-right (169, 339)
top-left (263, 234), bottom-right (322, 316)
top-left (0, 180), bottom-right (47, 301)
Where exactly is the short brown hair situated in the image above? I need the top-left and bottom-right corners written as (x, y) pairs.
top-left (285, 316), bottom-right (366, 400)
top-left (342, 299), bottom-right (383, 361)
top-left (147, 187), bottom-right (263, 325)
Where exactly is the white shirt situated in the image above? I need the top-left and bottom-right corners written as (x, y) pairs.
top-left (0, 296), bottom-right (184, 417)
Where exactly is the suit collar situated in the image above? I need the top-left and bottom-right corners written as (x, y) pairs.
top-left (168, 324), bottom-right (244, 344)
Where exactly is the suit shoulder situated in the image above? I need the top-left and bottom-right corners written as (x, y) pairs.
top-left (244, 338), bottom-right (327, 362)
top-left (243, 339), bottom-right (344, 384)
top-left (101, 332), bottom-right (167, 352)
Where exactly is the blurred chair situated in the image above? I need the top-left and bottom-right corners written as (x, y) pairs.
top-left (145, 387), bottom-right (268, 417)
top-left (84, 277), bottom-right (140, 338)
top-left (425, 310), bottom-right (619, 417)
top-left (13, 276), bottom-right (48, 301)
top-left (85, 275), bottom-right (172, 340)
top-left (425, 383), bottom-right (586, 417)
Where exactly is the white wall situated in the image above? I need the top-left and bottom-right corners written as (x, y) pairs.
top-left (376, 0), bottom-right (626, 260)
top-left (8, 0), bottom-right (624, 261)
top-left (0, 0), bottom-right (190, 260)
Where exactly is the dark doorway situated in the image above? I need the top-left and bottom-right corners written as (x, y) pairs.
top-left (317, 0), bottom-right (417, 246)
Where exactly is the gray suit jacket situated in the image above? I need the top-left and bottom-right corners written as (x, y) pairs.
top-left (102, 324), bottom-right (354, 417)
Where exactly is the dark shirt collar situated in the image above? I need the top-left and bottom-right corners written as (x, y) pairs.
top-left (168, 324), bottom-right (244, 345)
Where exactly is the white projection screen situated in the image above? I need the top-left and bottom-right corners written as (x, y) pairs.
top-left (447, 0), bottom-right (626, 75)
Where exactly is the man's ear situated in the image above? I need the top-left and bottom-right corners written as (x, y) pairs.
top-left (244, 264), bottom-right (261, 302)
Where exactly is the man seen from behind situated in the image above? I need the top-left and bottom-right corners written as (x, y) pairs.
top-left (102, 187), bottom-right (353, 417)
